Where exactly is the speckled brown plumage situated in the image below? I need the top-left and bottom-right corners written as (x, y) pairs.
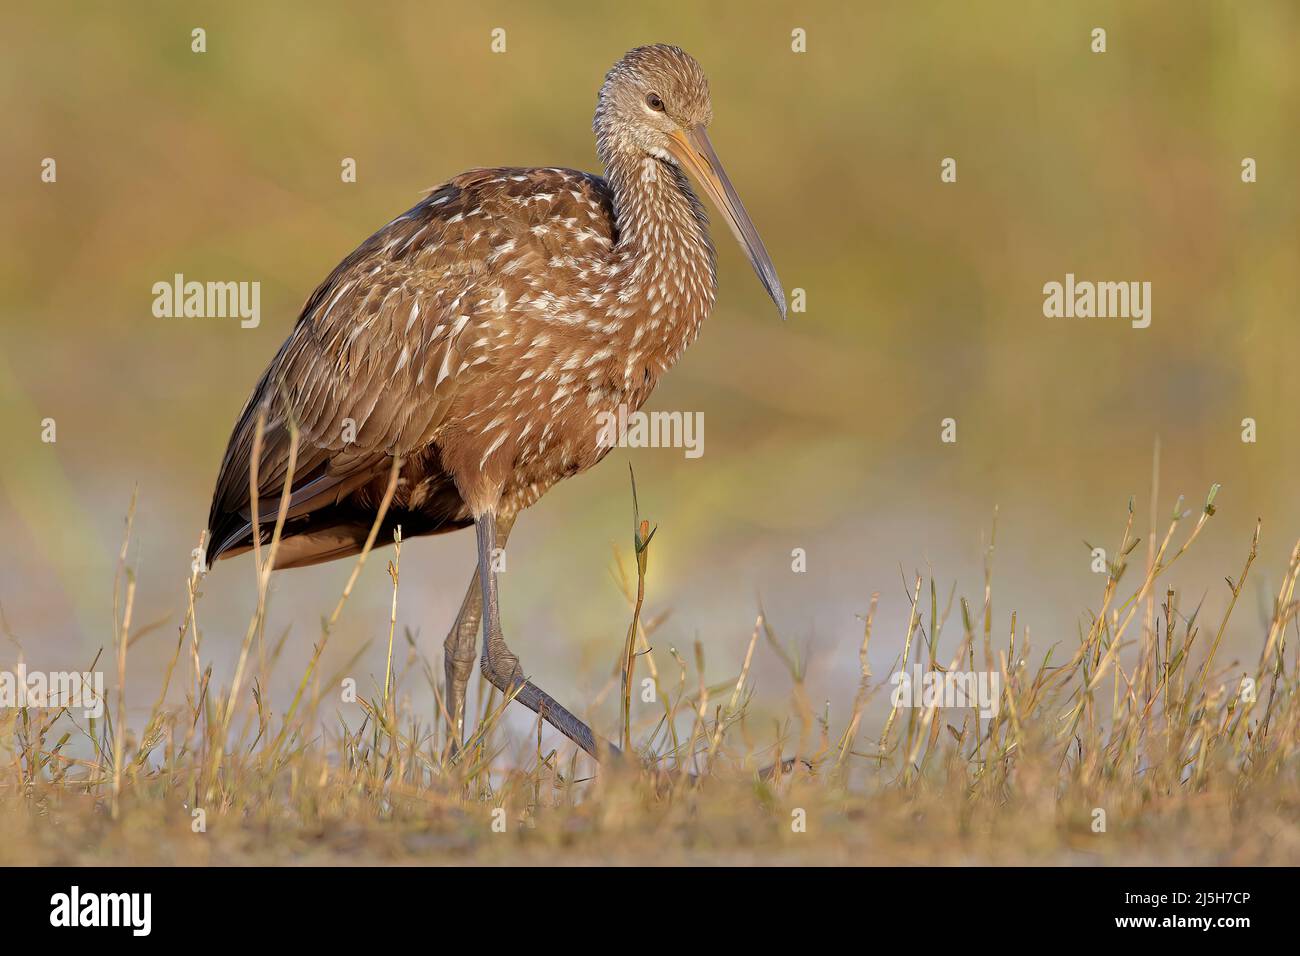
top-left (208, 167), bottom-right (648, 567)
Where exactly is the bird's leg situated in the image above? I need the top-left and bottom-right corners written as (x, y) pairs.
top-left (443, 512), bottom-right (516, 756)
top-left (476, 509), bottom-right (621, 762)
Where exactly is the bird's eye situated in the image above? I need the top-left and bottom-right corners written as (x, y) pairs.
top-left (645, 93), bottom-right (665, 111)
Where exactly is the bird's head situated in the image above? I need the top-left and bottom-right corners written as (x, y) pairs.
top-left (595, 44), bottom-right (786, 320)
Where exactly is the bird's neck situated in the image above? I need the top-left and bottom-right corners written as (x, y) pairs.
top-left (601, 147), bottom-right (718, 390)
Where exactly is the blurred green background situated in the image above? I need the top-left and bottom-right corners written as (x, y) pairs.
top-left (2, 1), bottom-right (1297, 737)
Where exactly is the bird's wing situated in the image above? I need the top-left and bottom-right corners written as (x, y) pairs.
top-left (206, 167), bottom-right (609, 559)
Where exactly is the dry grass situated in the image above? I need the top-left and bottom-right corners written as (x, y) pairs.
top-left (3, 478), bottom-right (1300, 866)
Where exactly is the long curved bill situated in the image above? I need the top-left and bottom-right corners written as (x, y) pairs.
top-left (667, 126), bottom-right (787, 320)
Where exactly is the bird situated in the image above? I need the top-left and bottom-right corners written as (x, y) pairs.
top-left (204, 44), bottom-right (785, 762)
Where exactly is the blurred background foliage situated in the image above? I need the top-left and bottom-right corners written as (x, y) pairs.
top-left (1, 1), bottom-right (1297, 737)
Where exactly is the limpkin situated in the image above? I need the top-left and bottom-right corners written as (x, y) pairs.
top-left (205, 44), bottom-right (785, 761)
